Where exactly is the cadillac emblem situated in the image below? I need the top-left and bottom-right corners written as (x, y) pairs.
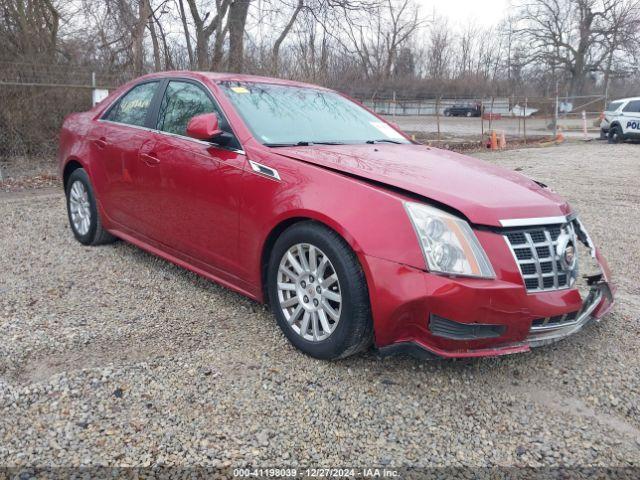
top-left (557, 230), bottom-right (578, 271)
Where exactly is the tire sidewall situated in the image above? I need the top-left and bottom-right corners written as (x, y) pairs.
top-left (66, 169), bottom-right (98, 245)
top-left (267, 223), bottom-right (368, 360)
top-left (608, 125), bottom-right (623, 144)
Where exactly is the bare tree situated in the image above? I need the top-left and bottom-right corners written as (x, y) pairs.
top-left (426, 15), bottom-right (451, 79)
top-left (272, 0), bottom-right (305, 75)
top-left (129, 0), bottom-right (152, 75)
top-left (343, 0), bottom-right (422, 80)
top-left (177, 0), bottom-right (195, 67)
top-left (227, 0), bottom-right (251, 71)
top-left (185, 0), bottom-right (231, 69)
top-left (148, 12), bottom-right (162, 70)
top-left (599, 0), bottom-right (640, 97)
top-left (514, 0), bottom-right (640, 95)
top-left (0, 0), bottom-right (60, 58)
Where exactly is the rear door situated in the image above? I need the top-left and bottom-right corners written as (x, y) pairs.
top-left (90, 80), bottom-right (162, 230)
top-left (145, 79), bottom-right (246, 276)
top-left (621, 100), bottom-right (640, 137)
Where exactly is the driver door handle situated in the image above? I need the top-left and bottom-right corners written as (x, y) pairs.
top-left (140, 153), bottom-right (160, 166)
top-left (93, 137), bottom-right (108, 149)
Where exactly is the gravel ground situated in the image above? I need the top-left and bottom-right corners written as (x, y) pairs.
top-left (0, 142), bottom-right (639, 471)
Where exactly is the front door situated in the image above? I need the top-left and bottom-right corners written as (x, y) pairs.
top-left (146, 79), bottom-right (246, 276)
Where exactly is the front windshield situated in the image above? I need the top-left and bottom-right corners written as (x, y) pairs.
top-left (219, 82), bottom-right (410, 146)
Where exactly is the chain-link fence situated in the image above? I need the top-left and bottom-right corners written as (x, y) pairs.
top-left (0, 62), bottom-right (133, 159)
top-left (0, 61), bottom-right (611, 160)
top-left (356, 94), bottom-right (607, 148)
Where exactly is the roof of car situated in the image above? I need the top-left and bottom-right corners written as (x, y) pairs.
top-left (611, 96), bottom-right (640, 103)
top-left (134, 71), bottom-right (329, 91)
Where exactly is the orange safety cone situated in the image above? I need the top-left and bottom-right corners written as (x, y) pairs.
top-left (490, 131), bottom-right (498, 150)
top-left (499, 131), bottom-right (507, 149)
top-left (556, 127), bottom-right (565, 143)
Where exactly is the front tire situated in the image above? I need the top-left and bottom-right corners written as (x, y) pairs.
top-left (267, 221), bottom-right (373, 360)
top-left (65, 168), bottom-right (116, 246)
top-left (608, 125), bottom-right (624, 144)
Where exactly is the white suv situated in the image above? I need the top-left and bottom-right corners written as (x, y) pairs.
top-left (600, 97), bottom-right (640, 143)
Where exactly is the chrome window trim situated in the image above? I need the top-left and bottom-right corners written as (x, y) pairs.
top-left (97, 119), bottom-right (245, 155)
top-left (499, 215), bottom-right (570, 227)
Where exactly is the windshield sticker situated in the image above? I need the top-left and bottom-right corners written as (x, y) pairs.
top-left (231, 86), bottom-right (249, 94)
top-left (369, 121), bottom-right (404, 139)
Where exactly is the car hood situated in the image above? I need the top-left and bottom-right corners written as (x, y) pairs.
top-left (274, 144), bottom-right (572, 227)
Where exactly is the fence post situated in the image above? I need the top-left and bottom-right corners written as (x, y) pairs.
top-left (523, 97), bottom-right (528, 144)
top-left (392, 91), bottom-right (396, 117)
top-left (554, 85), bottom-right (559, 137)
top-left (488, 96), bottom-right (495, 134)
top-left (481, 100), bottom-right (484, 139)
top-left (436, 96), bottom-right (441, 140)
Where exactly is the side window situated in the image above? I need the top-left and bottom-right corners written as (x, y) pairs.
top-left (622, 100), bottom-right (640, 113)
top-left (104, 81), bottom-right (159, 127)
top-left (156, 81), bottom-right (232, 137)
top-left (606, 101), bottom-right (622, 112)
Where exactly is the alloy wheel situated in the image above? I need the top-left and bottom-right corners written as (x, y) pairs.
top-left (69, 180), bottom-right (91, 235)
top-left (277, 243), bottom-right (342, 342)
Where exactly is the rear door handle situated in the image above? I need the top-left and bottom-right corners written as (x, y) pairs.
top-left (93, 138), bottom-right (108, 149)
top-left (140, 153), bottom-right (160, 166)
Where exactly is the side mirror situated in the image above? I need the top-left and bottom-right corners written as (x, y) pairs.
top-left (186, 113), bottom-right (223, 140)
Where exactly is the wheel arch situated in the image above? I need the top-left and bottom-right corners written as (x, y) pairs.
top-left (62, 158), bottom-right (87, 190)
top-left (259, 213), bottom-right (367, 305)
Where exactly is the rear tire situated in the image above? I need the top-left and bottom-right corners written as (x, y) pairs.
top-left (267, 221), bottom-right (373, 360)
top-left (65, 168), bottom-right (116, 246)
top-left (608, 125), bottom-right (624, 144)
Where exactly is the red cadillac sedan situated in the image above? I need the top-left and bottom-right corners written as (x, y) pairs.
top-left (58, 72), bottom-right (615, 359)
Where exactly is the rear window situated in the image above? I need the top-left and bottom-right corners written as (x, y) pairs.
top-left (605, 101), bottom-right (623, 112)
top-left (104, 81), bottom-right (159, 127)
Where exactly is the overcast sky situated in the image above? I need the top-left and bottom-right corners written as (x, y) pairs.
top-left (419, 0), bottom-right (512, 26)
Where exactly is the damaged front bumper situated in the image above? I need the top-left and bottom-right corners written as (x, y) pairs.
top-left (368, 221), bottom-right (616, 359)
top-left (376, 278), bottom-right (615, 360)
top-left (526, 280), bottom-right (613, 347)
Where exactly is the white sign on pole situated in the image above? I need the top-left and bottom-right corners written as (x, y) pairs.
top-left (92, 89), bottom-right (109, 107)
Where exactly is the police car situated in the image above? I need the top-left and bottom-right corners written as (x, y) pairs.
top-left (600, 96), bottom-right (640, 143)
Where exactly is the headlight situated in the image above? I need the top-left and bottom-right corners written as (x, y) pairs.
top-left (404, 202), bottom-right (495, 278)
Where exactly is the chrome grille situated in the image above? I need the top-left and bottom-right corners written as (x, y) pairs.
top-left (504, 221), bottom-right (577, 293)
